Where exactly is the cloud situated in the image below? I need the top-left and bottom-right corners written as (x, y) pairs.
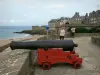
top-left (0, 0), bottom-right (5, 5)
top-left (97, 4), bottom-right (100, 9)
top-left (10, 20), bottom-right (27, 23)
top-left (1, 0), bottom-right (100, 26)
top-left (27, 6), bottom-right (36, 8)
top-left (10, 20), bottom-right (15, 23)
top-left (50, 10), bottom-right (60, 14)
top-left (51, 10), bottom-right (57, 13)
top-left (0, 20), bottom-right (8, 24)
top-left (52, 4), bottom-right (65, 8)
top-left (44, 4), bottom-right (65, 8)
top-left (0, 20), bottom-right (16, 24)
top-left (10, 20), bottom-right (23, 23)
top-left (23, 14), bottom-right (28, 17)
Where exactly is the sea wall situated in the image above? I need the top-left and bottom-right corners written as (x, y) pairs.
top-left (91, 36), bottom-right (100, 46)
top-left (0, 35), bottom-right (43, 75)
top-left (0, 43), bottom-right (10, 52)
top-left (0, 48), bottom-right (35, 75)
top-left (65, 33), bottom-right (100, 38)
top-left (75, 33), bottom-right (100, 37)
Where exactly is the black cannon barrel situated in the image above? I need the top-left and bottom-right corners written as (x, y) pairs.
top-left (10, 40), bottom-right (78, 51)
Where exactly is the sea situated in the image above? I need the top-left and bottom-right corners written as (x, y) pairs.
top-left (0, 26), bottom-right (32, 39)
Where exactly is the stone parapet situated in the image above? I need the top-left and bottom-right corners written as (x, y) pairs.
top-left (91, 36), bottom-right (100, 46)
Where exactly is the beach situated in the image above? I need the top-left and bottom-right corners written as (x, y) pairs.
top-left (0, 35), bottom-right (44, 52)
top-left (0, 35), bottom-right (44, 45)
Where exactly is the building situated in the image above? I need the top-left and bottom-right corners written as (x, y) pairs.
top-left (32, 26), bottom-right (39, 30)
top-left (48, 12), bottom-right (85, 29)
top-left (70, 12), bottom-right (84, 25)
top-left (59, 17), bottom-right (70, 25)
top-left (89, 10), bottom-right (100, 25)
top-left (32, 26), bottom-right (45, 30)
top-left (82, 13), bottom-right (89, 24)
top-left (48, 17), bottom-right (70, 32)
top-left (89, 11), bottom-right (97, 25)
top-left (48, 19), bottom-right (59, 30)
top-left (48, 10), bottom-right (100, 31)
top-left (81, 10), bottom-right (100, 25)
top-left (96, 10), bottom-right (100, 25)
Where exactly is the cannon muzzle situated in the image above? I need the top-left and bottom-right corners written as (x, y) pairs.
top-left (10, 40), bottom-right (78, 51)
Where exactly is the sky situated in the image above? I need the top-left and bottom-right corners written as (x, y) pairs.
top-left (0, 0), bottom-right (100, 26)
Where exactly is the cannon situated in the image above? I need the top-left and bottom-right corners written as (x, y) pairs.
top-left (10, 40), bottom-right (78, 51)
top-left (10, 40), bottom-right (82, 70)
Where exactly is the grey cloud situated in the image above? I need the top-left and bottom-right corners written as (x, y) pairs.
top-left (0, 0), bottom-right (100, 25)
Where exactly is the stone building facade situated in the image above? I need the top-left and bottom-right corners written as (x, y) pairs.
top-left (82, 13), bottom-right (89, 24)
top-left (48, 10), bottom-right (100, 30)
top-left (70, 12), bottom-right (84, 24)
top-left (32, 26), bottom-right (45, 30)
top-left (48, 19), bottom-right (59, 30)
top-left (48, 12), bottom-right (85, 28)
top-left (89, 10), bottom-right (100, 25)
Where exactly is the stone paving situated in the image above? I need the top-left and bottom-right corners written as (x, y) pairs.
top-left (34, 37), bottom-right (100, 75)
top-left (0, 37), bottom-right (100, 75)
top-left (0, 47), bottom-right (31, 75)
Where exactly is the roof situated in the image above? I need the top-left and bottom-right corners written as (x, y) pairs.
top-left (48, 19), bottom-right (59, 23)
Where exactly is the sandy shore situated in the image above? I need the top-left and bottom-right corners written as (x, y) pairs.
top-left (0, 35), bottom-right (44, 51)
top-left (0, 35), bottom-right (44, 46)
top-left (0, 39), bottom-right (11, 47)
top-left (10, 35), bottom-right (44, 41)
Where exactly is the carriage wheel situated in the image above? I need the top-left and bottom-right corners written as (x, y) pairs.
top-left (42, 62), bottom-right (51, 70)
top-left (74, 62), bottom-right (81, 69)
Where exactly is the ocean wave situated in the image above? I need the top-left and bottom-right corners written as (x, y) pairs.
top-left (24, 34), bottom-right (30, 37)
